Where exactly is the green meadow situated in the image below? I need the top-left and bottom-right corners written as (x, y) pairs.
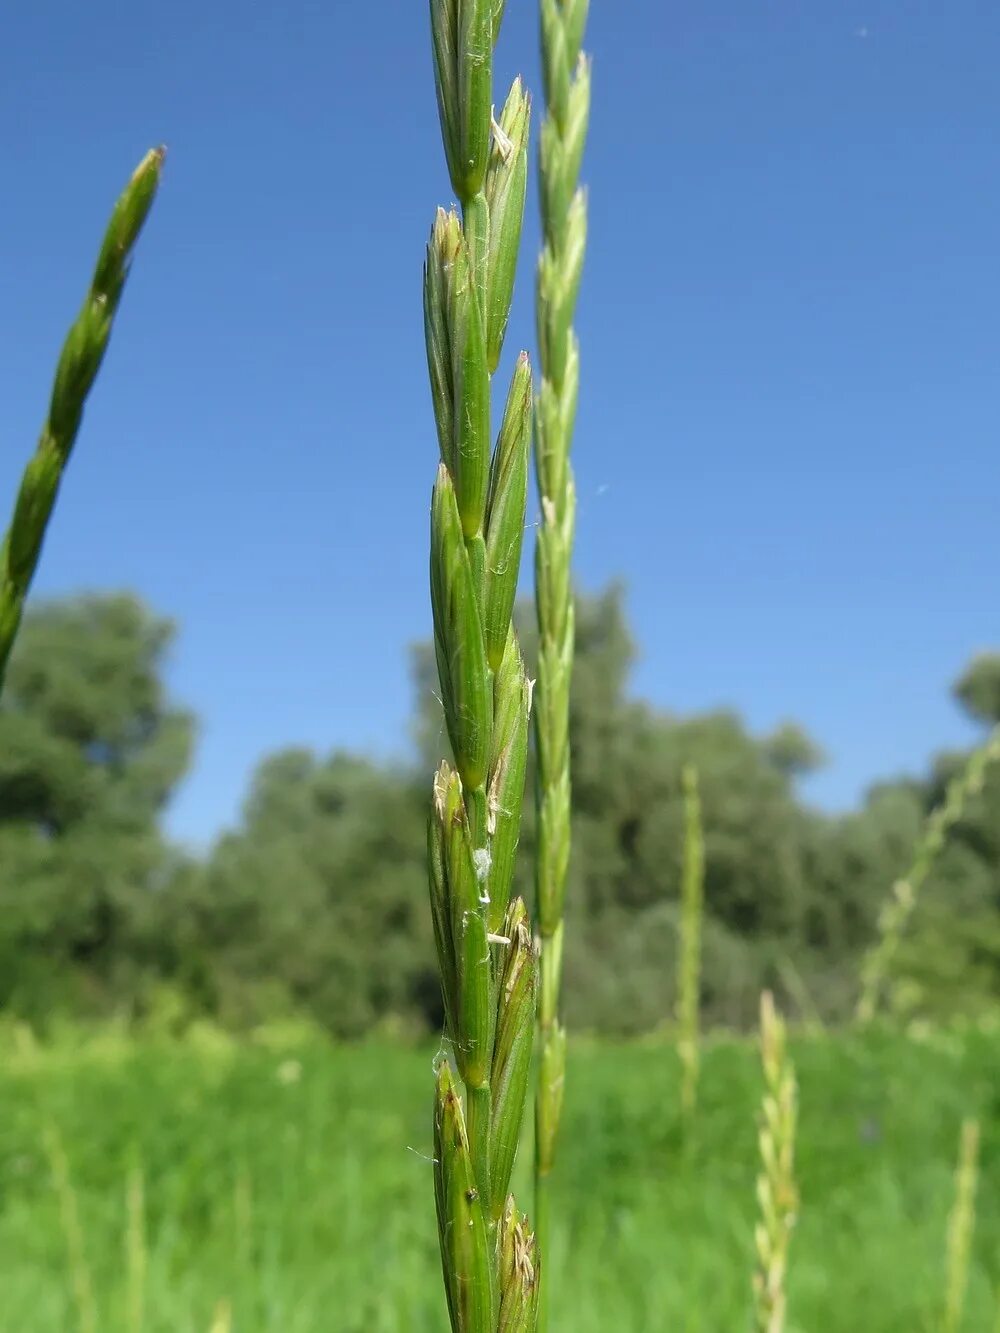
top-left (2, 1023), bottom-right (997, 1332)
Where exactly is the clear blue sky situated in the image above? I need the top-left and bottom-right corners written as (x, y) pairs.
top-left (1, 2), bottom-right (996, 846)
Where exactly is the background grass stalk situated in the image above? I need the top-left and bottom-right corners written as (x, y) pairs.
top-left (125, 1160), bottom-right (147, 1333)
top-left (857, 727), bottom-right (1000, 1024)
top-left (753, 992), bottom-right (798, 1333)
top-left (208, 1300), bottom-right (232, 1333)
top-left (943, 1118), bottom-right (980, 1333)
top-left (43, 1122), bottom-right (97, 1333)
top-left (677, 764), bottom-right (705, 1119)
top-left (532, 1), bottom-right (591, 1315)
top-left (426, 2), bottom-right (538, 1326)
top-left (0, 148), bottom-right (164, 692)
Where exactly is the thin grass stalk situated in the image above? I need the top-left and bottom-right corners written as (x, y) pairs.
top-left (125, 1160), bottom-right (147, 1333)
top-left (677, 765), bottom-right (704, 1119)
top-left (234, 1162), bottom-right (254, 1282)
top-left (43, 1121), bottom-right (97, 1333)
top-left (857, 728), bottom-right (1000, 1024)
top-left (426, 3), bottom-right (539, 1327)
top-left (943, 1118), bottom-right (980, 1333)
top-left (532, 2), bottom-right (590, 1314)
top-left (0, 148), bottom-right (164, 692)
top-left (774, 953), bottom-right (825, 1036)
top-left (752, 992), bottom-right (798, 1333)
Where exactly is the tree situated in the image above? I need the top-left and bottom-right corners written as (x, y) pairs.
top-left (0, 593), bottom-right (193, 1017)
top-left (6, 588), bottom-right (994, 1035)
top-left (175, 749), bottom-right (433, 1036)
top-left (954, 653), bottom-right (1000, 727)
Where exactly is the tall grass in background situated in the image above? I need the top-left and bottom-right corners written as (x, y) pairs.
top-left (857, 727), bottom-right (1000, 1024)
top-left (752, 993), bottom-right (798, 1333)
top-left (0, 149), bottom-right (164, 689)
top-left (7, 1030), bottom-right (999, 1331)
top-left (943, 1118), bottom-right (980, 1333)
top-left (677, 765), bottom-right (705, 1119)
top-left (532, 2), bottom-right (591, 1317)
top-left (125, 1161), bottom-right (147, 1333)
top-left (425, 0), bottom-right (539, 1325)
top-left (42, 1121), bottom-right (96, 1333)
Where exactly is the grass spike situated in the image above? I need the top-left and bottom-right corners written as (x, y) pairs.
top-left (943, 1118), bottom-right (980, 1333)
top-left (533, 1), bottom-right (590, 1322)
top-left (427, 2), bottom-right (536, 1325)
top-left (857, 727), bottom-right (1000, 1024)
top-left (752, 992), bottom-right (798, 1333)
top-left (0, 148), bottom-right (164, 691)
top-left (677, 764), bottom-right (705, 1119)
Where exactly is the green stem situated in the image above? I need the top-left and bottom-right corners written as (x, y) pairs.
top-left (534, 1162), bottom-right (552, 1326)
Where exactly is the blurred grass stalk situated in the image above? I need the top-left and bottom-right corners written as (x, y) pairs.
top-left (125, 1160), bottom-right (147, 1333)
top-left (943, 1118), bottom-right (980, 1333)
top-left (234, 1162), bottom-right (254, 1283)
top-left (753, 992), bottom-right (798, 1333)
top-left (857, 727), bottom-right (1000, 1024)
top-left (426, 1), bottom-right (539, 1326)
top-left (0, 148), bottom-right (164, 691)
top-left (208, 1300), bottom-right (232, 1333)
top-left (677, 765), bottom-right (705, 1119)
top-left (533, 0), bottom-right (591, 1316)
top-left (43, 1121), bottom-right (96, 1333)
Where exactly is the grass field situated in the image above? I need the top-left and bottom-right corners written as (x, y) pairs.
top-left (1, 1022), bottom-right (998, 1331)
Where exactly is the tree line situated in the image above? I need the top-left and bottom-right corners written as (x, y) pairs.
top-left (1, 589), bottom-right (997, 1036)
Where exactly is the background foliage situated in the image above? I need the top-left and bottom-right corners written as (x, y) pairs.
top-left (2, 589), bottom-right (998, 1037)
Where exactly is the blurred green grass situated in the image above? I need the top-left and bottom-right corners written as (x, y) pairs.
top-left (1, 1022), bottom-right (998, 1331)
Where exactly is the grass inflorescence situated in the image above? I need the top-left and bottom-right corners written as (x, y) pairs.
top-left (753, 993), bottom-right (798, 1333)
top-left (857, 728), bottom-right (1000, 1024)
top-left (425, 1), bottom-right (538, 1325)
top-left (0, 148), bottom-right (164, 690)
top-left (677, 764), bottom-right (705, 1119)
top-left (532, 2), bottom-right (591, 1316)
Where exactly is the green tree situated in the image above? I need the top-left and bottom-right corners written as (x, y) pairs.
top-left (954, 653), bottom-right (1000, 727)
top-left (176, 749), bottom-right (433, 1036)
top-left (0, 593), bottom-right (193, 1017)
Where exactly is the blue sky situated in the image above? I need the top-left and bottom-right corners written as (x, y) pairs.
top-left (2, 2), bottom-right (996, 846)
